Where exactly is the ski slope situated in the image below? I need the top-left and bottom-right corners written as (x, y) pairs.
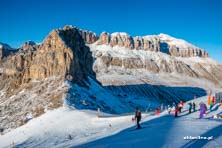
top-left (0, 96), bottom-right (222, 148)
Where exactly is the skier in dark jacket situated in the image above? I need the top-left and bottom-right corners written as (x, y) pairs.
top-left (192, 102), bottom-right (196, 112)
top-left (135, 108), bottom-right (142, 129)
top-left (174, 105), bottom-right (179, 117)
top-left (188, 102), bottom-right (192, 113)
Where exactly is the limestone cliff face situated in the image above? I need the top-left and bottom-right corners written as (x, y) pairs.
top-left (0, 25), bottom-right (95, 88)
top-left (79, 30), bottom-right (98, 44)
top-left (96, 32), bottom-right (208, 58)
top-left (7, 26), bottom-right (93, 84)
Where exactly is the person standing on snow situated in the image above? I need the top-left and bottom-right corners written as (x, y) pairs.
top-left (135, 108), bottom-right (142, 129)
top-left (167, 105), bottom-right (172, 114)
top-left (188, 102), bottom-right (192, 113)
top-left (160, 104), bottom-right (164, 111)
top-left (192, 102), bottom-right (196, 112)
top-left (174, 105), bottom-right (179, 117)
top-left (203, 103), bottom-right (207, 114)
top-left (199, 102), bottom-right (205, 119)
top-left (155, 107), bottom-right (160, 115)
top-left (178, 102), bottom-right (183, 113)
top-left (212, 96), bottom-right (215, 104)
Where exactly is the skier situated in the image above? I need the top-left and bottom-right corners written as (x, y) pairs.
top-left (199, 102), bottom-right (205, 119)
top-left (203, 103), bottom-right (207, 114)
top-left (160, 104), bottom-right (164, 111)
top-left (155, 107), bottom-right (160, 115)
top-left (135, 108), bottom-right (142, 129)
top-left (174, 105), bottom-right (179, 117)
top-left (192, 102), bottom-right (196, 112)
top-left (178, 102), bottom-right (183, 113)
top-left (167, 105), bottom-right (172, 114)
top-left (188, 102), bottom-right (192, 113)
top-left (212, 96), bottom-right (215, 104)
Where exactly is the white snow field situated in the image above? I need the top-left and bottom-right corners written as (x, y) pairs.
top-left (0, 96), bottom-right (222, 148)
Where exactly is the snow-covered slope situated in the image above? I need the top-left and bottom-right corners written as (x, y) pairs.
top-left (0, 96), bottom-right (221, 148)
top-left (151, 33), bottom-right (198, 50)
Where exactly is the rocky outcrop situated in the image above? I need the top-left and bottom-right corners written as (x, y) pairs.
top-left (95, 54), bottom-right (199, 77)
top-left (19, 41), bottom-right (38, 51)
top-left (79, 30), bottom-right (98, 44)
top-left (96, 33), bottom-right (208, 58)
top-left (97, 32), bottom-right (134, 49)
top-left (0, 42), bottom-right (17, 59)
top-left (21, 25), bottom-right (95, 83)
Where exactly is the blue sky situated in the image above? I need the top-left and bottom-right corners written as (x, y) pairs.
top-left (1, 0), bottom-right (222, 63)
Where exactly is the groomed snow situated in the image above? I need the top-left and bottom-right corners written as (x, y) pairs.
top-left (0, 96), bottom-right (222, 148)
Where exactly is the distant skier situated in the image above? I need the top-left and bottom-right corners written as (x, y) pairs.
top-left (192, 102), bottom-right (196, 112)
top-left (212, 96), bottom-right (215, 104)
top-left (174, 105), bottom-right (179, 117)
top-left (178, 102), bottom-right (183, 113)
top-left (199, 102), bottom-right (206, 119)
top-left (160, 104), bottom-right (164, 111)
top-left (135, 108), bottom-right (142, 129)
top-left (203, 103), bottom-right (207, 114)
top-left (188, 102), bottom-right (192, 113)
top-left (155, 107), bottom-right (160, 115)
top-left (167, 105), bottom-right (172, 114)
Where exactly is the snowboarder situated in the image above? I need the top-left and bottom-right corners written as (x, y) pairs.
top-left (174, 105), bottom-right (179, 117)
top-left (192, 102), bottom-right (196, 112)
top-left (167, 105), bottom-right (172, 114)
top-left (135, 108), bottom-right (142, 129)
top-left (188, 102), bottom-right (192, 113)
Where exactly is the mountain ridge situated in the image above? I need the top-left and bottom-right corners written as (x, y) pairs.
top-left (0, 25), bottom-right (221, 135)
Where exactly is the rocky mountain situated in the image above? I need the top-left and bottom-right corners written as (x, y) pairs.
top-left (0, 42), bottom-right (17, 59)
top-left (0, 25), bottom-right (222, 134)
top-left (97, 32), bottom-right (208, 57)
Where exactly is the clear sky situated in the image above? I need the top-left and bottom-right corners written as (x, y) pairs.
top-left (1, 0), bottom-right (222, 63)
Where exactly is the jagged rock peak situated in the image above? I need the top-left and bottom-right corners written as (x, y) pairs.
top-left (51, 25), bottom-right (99, 44)
top-left (22, 24), bottom-right (95, 83)
top-left (0, 42), bottom-right (13, 50)
top-left (20, 41), bottom-right (38, 51)
top-left (0, 42), bottom-right (16, 59)
top-left (97, 31), bottom-right (134, 49)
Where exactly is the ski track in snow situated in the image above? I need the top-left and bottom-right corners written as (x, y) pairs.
top-left (0, 96), bottom-right (222, 148)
